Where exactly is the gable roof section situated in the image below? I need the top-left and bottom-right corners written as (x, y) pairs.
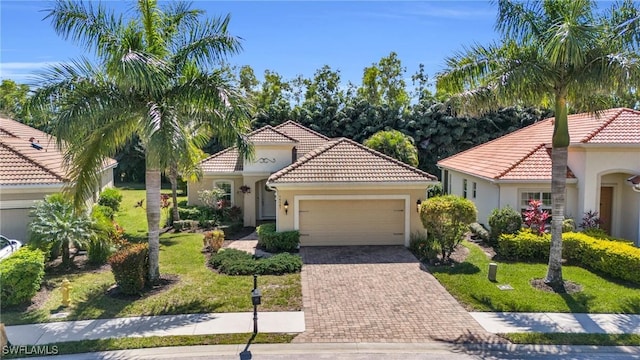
top-left (200, 147), bottom-right (243, 173)
top-left (0, 116), bottom-right (117, 186)
top-left (438, 108), bottom-right (640, 181)
top-left (268, 138), bottom-right (437, 184)
top-left (248, 125), bottom-right (298, 143)
top-left (275, 121), bottom-right (330, 156)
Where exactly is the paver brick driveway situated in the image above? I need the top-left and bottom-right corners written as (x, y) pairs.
top-left (293, 246), bottom-right (493, 343)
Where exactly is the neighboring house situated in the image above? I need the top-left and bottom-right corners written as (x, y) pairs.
top-left (438, 108), bottom-right (640, 246)
top-left (0, 117), bottom-right (117, 240)
top-left (189, 121), bottom-right (438, 246)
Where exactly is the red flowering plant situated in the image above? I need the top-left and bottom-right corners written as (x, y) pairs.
top-left (523, 199), bottom-right (550, 235)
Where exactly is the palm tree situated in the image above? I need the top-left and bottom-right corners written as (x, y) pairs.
top-left (436, 0), bottom-right (640, 286)
top-left (31, 0), bottom-right (253, 283)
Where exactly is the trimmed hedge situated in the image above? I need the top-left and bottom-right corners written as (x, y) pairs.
top-left (108, 243), bottom-right (149, 295)
top-left (209, 248), bottom-right (302, 275)
top-left (173, 220), bottom-right (198, 232)
top-left (256, 223), bottom-right (300, 253)
top-left (469, 222), bottom-right (490, 243)
top-left (498, 230), bottom-right (640, 284)
top-left (0, 248), bottom-right (45, 307)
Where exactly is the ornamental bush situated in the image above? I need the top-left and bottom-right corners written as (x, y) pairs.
top-left (469, 222), bottom-right (490, 243)
top-left (487, 206), bottom-right (522, 244)
top-left (108, 243), bottom-right (149, 295)
top-left (98, 188), bottom-right (123, 212)
top-left (0, 248), bottom-right (45, 307)
top-left (203, 229), bottom-right (225, 252)
top-left (256, 223), bottom-right (300, 253)
top-left (256, 253), bottom-right (303, 275)
top-left (409, 231), bottom-right (439, 263)
top-left (497, 229), bottom-right (550, 261)
top-left (419, 195), bottom-right (477, 262)
top-left (209, 248), bottom-right (302, 275)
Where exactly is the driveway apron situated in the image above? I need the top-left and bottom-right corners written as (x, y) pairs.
top-left (294, 246), bottom-right (493, 343)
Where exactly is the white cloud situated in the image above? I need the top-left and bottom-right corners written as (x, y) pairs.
top-left (0, 61), bottom-right (63, 83)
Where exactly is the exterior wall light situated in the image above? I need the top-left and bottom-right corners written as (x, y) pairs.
top-left (284, 200), bottom-right (289, 214)
top-left (416, 199), bottom-right (422, 213)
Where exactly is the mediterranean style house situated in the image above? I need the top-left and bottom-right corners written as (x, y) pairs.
top-left (0, 117), bottom-right (117, 240)
top-left (188, 121), bottom-right (438, 247)
top-left (438, 108), bottom-right (640, 246)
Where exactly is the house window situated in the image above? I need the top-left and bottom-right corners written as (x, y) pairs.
top-left (214, 180), bottom-right (233, 206)
top-left (472, 182), bottom-right (477, 199)
top-left (443, 170), bottom-right (449, 194)
top-left (463, 179), bottom-right (468, 198)
top-left (520, 191), bottom-right (552, 212)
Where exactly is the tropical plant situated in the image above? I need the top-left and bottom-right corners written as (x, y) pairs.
top-left (523, 200), bottom-right (550, 235)
top-left (436, 0), bottom-right (640, 286)
top-left (364, 130), bottom-right (419, 167)
top-left (31, 0), bottom-right (253, 283)
top-left (29, 193), bottom-right (95, 267)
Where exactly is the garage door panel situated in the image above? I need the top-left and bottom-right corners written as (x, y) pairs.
top-left (298, 199), bottom-right (405, 246)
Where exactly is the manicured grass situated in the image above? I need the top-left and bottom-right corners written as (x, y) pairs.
top-left (429, 241), bottom-right (640, 313)
top-left (2, 333), bottom-right (295, 359)
top-left (1, 188), bottom-right (302, 325)
top-left (503, 333), bottom-right (640, 346)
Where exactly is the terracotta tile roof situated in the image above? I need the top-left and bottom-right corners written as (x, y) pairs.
top-left (0, 116), bottom-right (117, 186)
top-left (268, 138), bottom-right (437, 184)
top-left (248, 125), bottom-right (298, 143)
top-left (274, 121), bottom-right (330, 157)
top-left (200, 147), bottom-right (243, 173)
top-left (438, 108), bottom-right (640, 181)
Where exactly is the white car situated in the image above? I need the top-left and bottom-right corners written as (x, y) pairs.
top-left (0, 235), bottom-right (22, 261)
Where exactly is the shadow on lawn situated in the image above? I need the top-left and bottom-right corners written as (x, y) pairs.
top-left (426, 261), bottom-right (481, 275)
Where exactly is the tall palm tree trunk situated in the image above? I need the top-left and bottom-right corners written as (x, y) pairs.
top-left (169, 163), bottom-right (180, 223)
top-left (146, 168), bottom-right (162, 283)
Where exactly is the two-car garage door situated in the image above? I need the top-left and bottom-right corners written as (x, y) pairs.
top-left (298, 199), bottom-right (406, 246)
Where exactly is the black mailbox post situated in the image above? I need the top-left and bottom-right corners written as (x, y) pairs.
top-left (251, 275), bottom-right (261, 334)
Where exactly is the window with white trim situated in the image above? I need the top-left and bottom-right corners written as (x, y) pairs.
top-left (520, 191), bottom-right (551, 212)
top-left (472, 182), bottom-right (477, 199)
top-left (214, 180), bottom-right (233, 207)
top-left (463, 179), bottom-right (468, 199)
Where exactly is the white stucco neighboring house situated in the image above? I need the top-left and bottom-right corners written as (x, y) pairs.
top-left (437, 108), bottom-right (640, 246)
top-left (0, 117), bottom-right (118, 240)
top-left (188, 121), bottom-right (438, 247)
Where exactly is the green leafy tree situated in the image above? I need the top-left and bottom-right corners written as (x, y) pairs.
top-left (357, 52), bottom-right (410, 111)
top-left (364, 130), bottom-right (419, 167)
top-left (31, 0), bottom-right (253, 282)
top-left (0, 79), bottom-right (30, 118)
top-left (436, 0), bottom-right (640, 286)
top-left (419, 195), bottom-right (477, 263)
top-left (29, 193), bottom-right (94, 268)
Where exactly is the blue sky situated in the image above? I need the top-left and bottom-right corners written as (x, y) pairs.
top-left (1, 1), bottom-right (499, 87)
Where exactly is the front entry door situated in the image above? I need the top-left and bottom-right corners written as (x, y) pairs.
top-left (599, 186), bottom-right (613, 235)
top-left (260, 182), bottom-right (277, 219)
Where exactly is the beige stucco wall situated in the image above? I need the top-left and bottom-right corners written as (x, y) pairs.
top-left (243, 145), bottom-right (294, 174)
top-left (187, 175), bottom-right (244, 208)
top-left (601, 172), bottom-right (640, 242)
top-left (272, 186), bottom-right (430, 246)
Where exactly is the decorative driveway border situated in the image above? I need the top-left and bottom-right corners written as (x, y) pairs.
top-left (293, 246), bottom-right (499, 343)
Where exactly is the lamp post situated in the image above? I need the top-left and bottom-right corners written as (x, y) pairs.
top-left (251, 274), bottom-right (261, 334)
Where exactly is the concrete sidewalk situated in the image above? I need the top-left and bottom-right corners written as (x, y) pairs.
top-left (471, 312), bottom-right (640, 334)
top-left (5, 312), bottom-right (305, 346)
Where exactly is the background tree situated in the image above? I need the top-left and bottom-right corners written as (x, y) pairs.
top-left (364, 130), bottom-right (419, 167)
top-left (436, 0), bottom-right (640, 286)
top-left (32, 0), bottom-right (253, 283)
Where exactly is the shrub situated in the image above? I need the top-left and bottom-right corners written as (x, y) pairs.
top-left (469, 223), bottom-right (490, 243)
top-left (523, 200), bottom-right (549, 235)
top-left (173, 220), bottom-right (198, 232)
top-left (209, 248), bottom-right (302, 275)
top-left (419, 195), bottom-right (477, 262)
top-left (0, 248), bottom-right (45, 307)
top-left (256, 223), bottom-right (300, 253)
top-left (203, 230), bottom-right (225, 252)
top-left (98, 188), bottom-right (123, 212)
top-left (256, 253), bottom-right (302, 275)
top-left (108, 243), bottom-right (149, 295)
top-left (409, 231), bottom-right (439, 263)
top-left (497, 229), bottom-right (550, 262)
top-left (89, 205), bottom-right (116, 265)
top-left (563, 218), bottom-right (576, 233)
top-left (178, 207), bottom-right (202, 220)
top-left (580, 210), bottom-right (603, 230)
top-left (487, 206), bottom-right (522, 244)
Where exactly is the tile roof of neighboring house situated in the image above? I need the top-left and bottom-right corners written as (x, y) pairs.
top-left (248, 125), bottom-right (298, 143)
top-left (274, 121), bottom-right (330, 157)
top-left (200, 147), bottom-right (243, 173)
top-left (0, 116), bottom-right (117, 186)
top-left (438, 108), bottom-right (640, 181)
top-left (268, 138), bottom-right (437, 184)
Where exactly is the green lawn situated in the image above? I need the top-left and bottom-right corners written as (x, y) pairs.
top-left (1, 187), bottom-right (301, 325)
top-left (429, 241), bottom-right (640, 313)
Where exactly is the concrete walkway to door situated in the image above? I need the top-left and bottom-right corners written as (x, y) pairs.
top-left (294, 246), bottom-right (500, 344)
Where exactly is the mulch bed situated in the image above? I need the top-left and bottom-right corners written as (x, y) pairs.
top-left (530, 278), bottom-right (583, 294)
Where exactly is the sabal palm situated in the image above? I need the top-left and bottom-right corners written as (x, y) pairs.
top-left (437, 0), bottom-right (640, 285)
top-left (31, 0), bottom-right (252, 282)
